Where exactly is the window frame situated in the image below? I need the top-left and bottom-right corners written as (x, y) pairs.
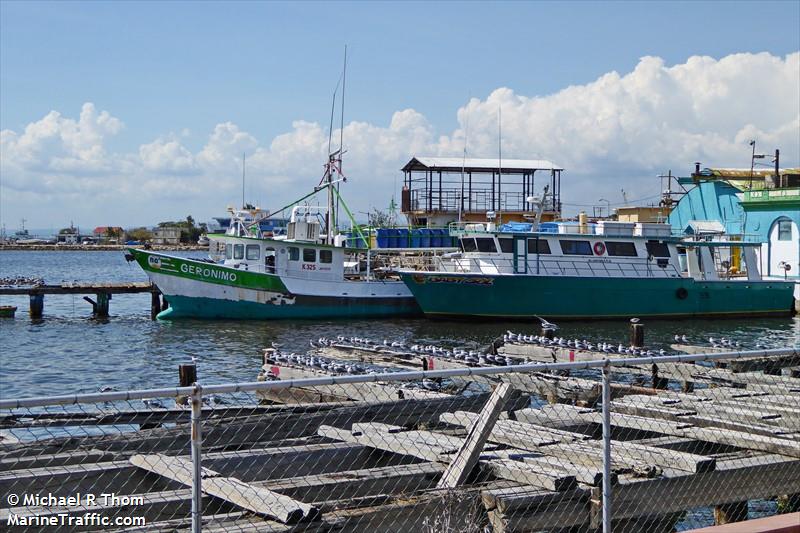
top-left (475, 238), bottom-right (498, 253)
top-left (288, 247), bottom-right (300, 261)
top-left (246, 244), bottom-right (260, 260)
top-left (225, 243), bottom-right (233, 260)
top-left (319, 249), bottom-right (333, 264)
top-left (498, 238), bottom-right (514, 254)
top-left (777, 220), bottom-right (792, 241)
top-left (233, 243), bottom-right (244, 260)
top-left (460, 238), bottom-right (478, 253)
top-left (527, 238), bottom-right (551, 255)
top-left (645, 240), bottom-right (671, 258)
top-left (303, 248), bottom-right (316, 263)
top-left (559, 239), bottom-right (593, 256)
top-left (605, 241), bottom-right (638, 257)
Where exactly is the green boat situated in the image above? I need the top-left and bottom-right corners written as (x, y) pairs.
top-left (397, 217), bottom-right (795, 320)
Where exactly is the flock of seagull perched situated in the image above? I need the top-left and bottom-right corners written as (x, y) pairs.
top-left (0, 276), bottom-right (44, 287)
top-left (503, 332), bottom-right (671, 357)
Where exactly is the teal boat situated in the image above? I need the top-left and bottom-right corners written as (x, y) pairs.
top-left (397, 214), bottom-right (795, 320)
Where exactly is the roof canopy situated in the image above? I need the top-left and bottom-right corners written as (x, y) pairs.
top-left (402, 156), bottom-right (562, 173)
top-left (697, 167), bottom-right (800, 179)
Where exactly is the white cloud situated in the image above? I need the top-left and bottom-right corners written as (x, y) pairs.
top-left (1, 51), bottom-right (798, 226)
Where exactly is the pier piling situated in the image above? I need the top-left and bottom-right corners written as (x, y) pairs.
top-left (630, 321), bottom-right (645, 348)
top-left (28, 293), bottom-right (43, 318)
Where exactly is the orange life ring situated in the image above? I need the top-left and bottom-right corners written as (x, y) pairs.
top-left (593, 242), bottom-right (606, 255)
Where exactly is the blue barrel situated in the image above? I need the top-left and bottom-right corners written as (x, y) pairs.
top-left (419, 228), bottom-right (432, 248)
top-left (348, 232), bottom-right (367, 248)
top-left (430, 228), bottom-right (443, 247)
top-left (376, 228), bottom-right (391, 248)
top-left (396, 228), bottom-right (409, 248)
top-left (410, 229), bottom-right (422, 248)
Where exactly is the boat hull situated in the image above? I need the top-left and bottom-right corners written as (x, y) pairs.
top-left (131, 249), bottom-right (419, 320)
top-left (398, 272), bottom-right (795, 319)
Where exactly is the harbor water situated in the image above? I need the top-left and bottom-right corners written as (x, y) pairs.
top-left (1, 249), bottom-right (798, 399)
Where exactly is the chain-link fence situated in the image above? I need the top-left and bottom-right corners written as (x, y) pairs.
top-left (1, 348), bottom-right (798, 532)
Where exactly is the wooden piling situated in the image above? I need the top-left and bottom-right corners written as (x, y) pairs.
top-left (96, 293), bottom-right (110, 318)
top-left (630, 322), bottom-right (644, 348)
top-left (28, 293), bottom-right (43, 318)
top-left (179, 364), bottom-right (197, 387)
top-left (176, 363), bottom-right (197, 407)
top-left (714, 501), bottom-right (749, 524)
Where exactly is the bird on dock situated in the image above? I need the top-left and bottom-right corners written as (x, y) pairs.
top-left (681, 335), bottom-right (689, 343)
top-left (143, 399), bottom-right (165, 409)
top-left (674, 334), bottom-right (681, 342)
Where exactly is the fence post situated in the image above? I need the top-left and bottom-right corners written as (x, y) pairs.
top-left (601, 360), bottom-right (612, 533)
top-left (190, 383), bottom-right (203, 533)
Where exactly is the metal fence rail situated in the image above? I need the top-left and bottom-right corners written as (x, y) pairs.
top-left (1, 348), bottom-right (798, 532)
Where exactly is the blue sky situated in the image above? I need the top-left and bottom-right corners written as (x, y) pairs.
top-left (1, 1), bottom-right (799, 230)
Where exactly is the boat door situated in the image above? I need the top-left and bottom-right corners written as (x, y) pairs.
top-left (512, 236), bottom-right (528, 274)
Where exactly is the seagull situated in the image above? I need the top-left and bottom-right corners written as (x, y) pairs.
top-left (681, 335), bottom-right (689, 343)
top-left (271, 342), bottom-right (283, 349)
top-left (534, 316), bottom-right (560, 331)
top-left (143, 399), bottom-right (165, 409)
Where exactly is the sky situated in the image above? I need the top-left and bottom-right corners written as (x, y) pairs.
top-left (1, 0), bottom-right (799, 232)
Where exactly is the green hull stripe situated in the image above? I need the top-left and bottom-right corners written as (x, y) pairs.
top-left (131, 249), bottom-right (288, 292)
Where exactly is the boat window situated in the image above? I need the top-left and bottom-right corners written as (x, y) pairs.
top-left (645, 240), bottom-right (671, 258)
top-left (233, 244), bottom-right (244, 260)
top-left (303, 248), bottom-right (316, 262)
top-left (320, 250), bottom-right (333, 264)
top-left (460, 238), bottom-right (477, 252)
top-left (288, 247), bottom-right (299, 261)
top-left (498, 239), bottom-right (514, 253)
top-left (476, 238), bottom-right (498, 253)
top-left (605, 241), bottom-right (638, 257)
top-left (246, 244), bottom-right (260, 260)
top-left (527, 238), bottom-right (551, 254)
top-left (225, 244), bottom-right (233, 260)
top-left (559, 240), bottom-right (592, 255)
top-left (778, 220), bottom-right (792, 241)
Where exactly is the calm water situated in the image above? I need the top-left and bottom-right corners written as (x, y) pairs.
top-left (0, 250), bottom-right (798, 399)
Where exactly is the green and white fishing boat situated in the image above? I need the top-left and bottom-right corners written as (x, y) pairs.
top-left (397, 194), bottom-right (796, 320)
top-left (129, 154), bottom-right (422, 320)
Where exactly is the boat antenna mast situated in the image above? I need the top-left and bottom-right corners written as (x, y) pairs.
top-left (320, 46), bottom-right (348, 245)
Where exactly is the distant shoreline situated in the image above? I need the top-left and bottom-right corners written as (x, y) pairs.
top-left (0, 244), bottom-right (209, 252)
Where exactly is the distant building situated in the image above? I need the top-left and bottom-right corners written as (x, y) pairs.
top-left (152, 226), bottom-right (182, 245)
top-left (93, 226), bottom-right (124, 243)
top-left (400, 157), bottom-right (563, 227)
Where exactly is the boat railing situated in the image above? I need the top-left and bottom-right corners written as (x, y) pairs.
top-left (415, 253), bottom-right (686, 279)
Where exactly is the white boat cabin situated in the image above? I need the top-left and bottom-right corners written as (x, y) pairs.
top-left (440, 222), bottom-right (764, 281)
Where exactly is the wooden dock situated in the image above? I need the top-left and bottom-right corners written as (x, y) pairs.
top-left (0, 282), bottom-right (165, 319)
top-left (2, 349), bottom-right (798, 531)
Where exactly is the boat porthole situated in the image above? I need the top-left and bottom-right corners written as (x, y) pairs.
top-left (676, 287), bottom-right (688, 300)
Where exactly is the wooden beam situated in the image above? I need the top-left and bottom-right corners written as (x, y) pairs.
top-left (130, 454), bottom-right (319, 524)
top-left (437, 383), bottom-right (514, 488)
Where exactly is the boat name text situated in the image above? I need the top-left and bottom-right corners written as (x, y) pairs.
top-left (180, 263), bottom-right (238, 282)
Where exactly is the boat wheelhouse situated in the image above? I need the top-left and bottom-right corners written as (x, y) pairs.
top-left (397, 217), bottom-right (796, 320)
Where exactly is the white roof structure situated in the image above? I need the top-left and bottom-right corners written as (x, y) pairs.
top-left (403, 157), bottom-right (562, 173)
